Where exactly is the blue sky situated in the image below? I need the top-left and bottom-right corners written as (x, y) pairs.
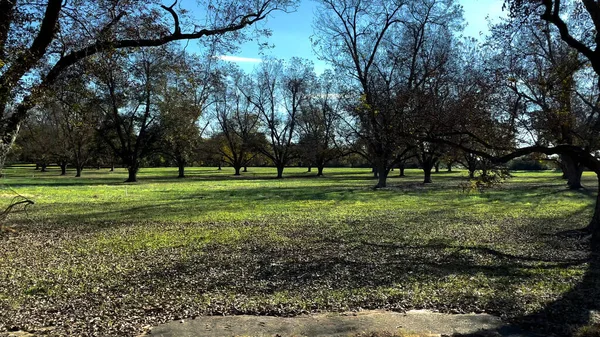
top-left (184, 0), bottom-right (506, 73)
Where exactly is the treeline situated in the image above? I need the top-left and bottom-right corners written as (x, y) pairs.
top-left (5, 1), bottom-right (600, 242)
top-left (10, 48), bottom-right (558, 184)
top-left (11, 0), bottom-right (590, 189)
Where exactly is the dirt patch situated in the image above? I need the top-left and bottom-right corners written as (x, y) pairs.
top-left (146, 310), bottom-right (534, 337)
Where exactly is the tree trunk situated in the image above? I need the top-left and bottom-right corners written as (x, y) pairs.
top-left (243, 166), bottom-right (247, 172)
top-left (234, 165), bottom-right (241, 176)
top-left (307, 165), bottom-right (312, 172)
top-left (276, 165), bottom-right (284, 179)
top-left (0, 130), bottom-right (18, 176)
top-left (60, 162), bottom-right (67, 175)
top-left (375, 165), bottom-right (389, 188)
top-left (317, 166), bottom-right (324, 176)
top-left (434, 161), bottom-right (440, 173)
top-left (562, 154), bottom-right (584, 189)
top-left (399, 163), bottom-right (405, 177)
top-left (559, 158), bottom-right (568, 179)
top-left (373, 166), bottom-right (378, 179)
top-left (34, 163), bottom-right (39, 170)
top-left (75, 165), bottom-right (83, 177)
top-left (423, 167), bottom-right (433, 183)
top-left (218, 161), bottom-right (222, 170)
top-left (447, 163), bottom-right (452, 172)
top-left (40, 163), bottom-right (47, 172)
top-left (177, 162), bottom-right (185, 178)
top-left (589, 174), bottom-right (600, 251)
top-left (469, 169), bottom-right (475, 179)
top-left (110, 164), bottom-right (114, 172)
top-left (125, 165), bottom-right (138, 182)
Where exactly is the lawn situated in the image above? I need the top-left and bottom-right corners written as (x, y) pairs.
top-left (0, 165), bottom-right (596, 336)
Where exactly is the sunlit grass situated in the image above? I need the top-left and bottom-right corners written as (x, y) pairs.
top-left (0, 165), bottom-right (595, 335)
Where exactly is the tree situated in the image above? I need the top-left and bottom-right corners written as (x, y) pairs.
top-left (313, 0), bottom-right (463, 188)
top-left (492, 16), bottom-right (595, 190)
top-left (0, 0), bottom-right (297, 172)
top-left (296, 70), bottom-right (344, 176)
top-left (487, 1), bottom-right (600, 242)
top-left (213, 67), bottom-right (262, 175)
top-left (45, 68), bottom-right (103, 177)
top-left (17, 113), bottom-right (56, 173)
top-left (246, 58), bottom-right (312, 178)
top-left (93, 48), bottom-right (167, 182)
top-left (158, 54), bottom-right (213, 178)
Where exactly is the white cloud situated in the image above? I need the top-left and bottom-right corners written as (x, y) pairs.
top-left (216, 55), bottom-right (262, 63)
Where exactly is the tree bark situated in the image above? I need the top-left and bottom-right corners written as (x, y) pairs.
top-left (372, 166), bottom-right (379, 179)
top-left (125, 165), bottom-right (138, 182)
top-left (243, 166), bottom-right (247, 172)
top-left (177, 162), bottom-right (185, 178)
top-left (562, 154), bottom-right (584, 189)
top-left (276, 165), bottom-right (284, 179)
top-left (35, 163), bottom-right (39, 170)
top-left (307, 165), bottom-right (312, 172)
top-left (468, 169), bottom-right (475, 179)
top-left (234, 165), bottom-right (241, 176)
top-left (59, 162), bottom-right (67, 175)
top-left (422, 159), bottom-right (435, 183)
top-left (399, 163), bottom-right (405, 177)
top-left (374, 160), bottom-right (389, 188)
top-left (75, 165), bottom-right (83, 177)
top-left (423, 167), bottom-right (433, 183)
top-left (559, 159), bottom-right (568, 179)
top-left (317, 165), bottom-right (324, 176)
top-left (40, 163), bottom-right (47, 172)
top-left (375, 165), bottom-right (389, 188)
top-left (588, 174), bottom-right (600, 251)
top-left (434, 161), bottom-right (440, 173)
top-left (447, 163), bottom-right (452, 172)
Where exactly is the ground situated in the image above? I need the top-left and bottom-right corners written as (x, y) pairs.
top-left (149, 309), bottom-right (531, 337)
top-left (0, 166), bottom-right (595, 336)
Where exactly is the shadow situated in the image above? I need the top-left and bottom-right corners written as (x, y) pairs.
top-left (2, 203), bottom-right (594, 336)
top-left (3, 167), bottom-right (600, 336)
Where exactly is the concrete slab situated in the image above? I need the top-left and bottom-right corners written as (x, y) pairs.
top-left (147, 310), bottom-right (533, 337)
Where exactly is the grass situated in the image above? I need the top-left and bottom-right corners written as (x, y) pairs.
top-left (0, 165), bottom-right (596, 336)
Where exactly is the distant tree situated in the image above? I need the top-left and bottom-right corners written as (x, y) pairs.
top-left (296, 70), bottom-right (344, 176)
top-left (18, 113), bottom-right (56, 172)
top-left (246, 58), bottom-right (313, 178)
top-left (213, 67), bottom-right (263, 175)
top-left (313, 0), bottom-right (463, 188)
top-left (158, 54), bottom-right (213, 178)
top-left (0, 0), bottom-right (297, 172)
top-left (93, 48), bottom-right (167, 182)
top-left (45, 68), bottom-right (103, 177)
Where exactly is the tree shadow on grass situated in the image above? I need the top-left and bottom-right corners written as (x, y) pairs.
top-left (22, 180), bottom-right (594, 235)
top-left (3, 203), bottom-right (595, 336)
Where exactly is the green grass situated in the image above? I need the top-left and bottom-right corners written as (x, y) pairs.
top-left (0, 165), bottom-right (596, 336)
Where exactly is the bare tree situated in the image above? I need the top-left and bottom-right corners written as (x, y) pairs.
top-left (158, 53), bottom-right (214, 178)
top-left (47, 68), bottom-right (103, 177)
top-left (94, 48), bottom-right (168, 182)
top-left (213, 67), bottom-right (262, 175)
top-left (313, 0), bottom-right (463, 188)
top-left (296, 70), bottom-right (344, 176)
top-left (246, 58), bottom-right (313, 178)
top-left (0, 0), bottom-right (297, 171)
